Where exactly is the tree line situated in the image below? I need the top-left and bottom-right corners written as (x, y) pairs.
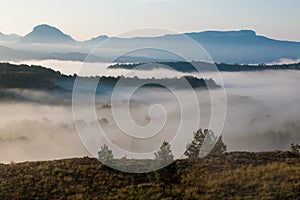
top-left (97, 129), bottom-right (227, 186)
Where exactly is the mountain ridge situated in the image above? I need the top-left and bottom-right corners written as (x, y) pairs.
top-left (1, 24), bottom-right (300, 63)
top-left (2, 24), bottom-right (299, 43)
top-left (0, 32), bottom-right (21, 42)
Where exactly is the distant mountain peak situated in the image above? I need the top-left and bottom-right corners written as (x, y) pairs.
top-left (240, 30), bottom-right (256, 35)
top-left (32, 24), bottom-right (63, 34)
top-left (186, 30), bottom-right (257, 37)
top-left (84, 35), bottom-right (109, 44)
top-left (0, 32), bottom-right (21, 42)
top-left (91, 35), bottom-right (109, 40)
top-left (22, 24), bottom-right (75, 44)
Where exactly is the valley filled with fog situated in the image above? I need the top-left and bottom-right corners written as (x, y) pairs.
top-left (0, 60), bottom-right (299, 163)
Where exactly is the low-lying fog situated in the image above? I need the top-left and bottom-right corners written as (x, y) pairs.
top-left (0, 60), bottom-right (300, 163)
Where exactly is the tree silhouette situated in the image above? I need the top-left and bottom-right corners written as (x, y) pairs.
top-left (210, 135), bottom-right (227, 155)
top-left (154, 141), bottom-right (174, 168)
top-left (185, 129), bottom-right (226, 159)
top-left (154, 141), bottom-right (179, 187)
top-left (98, 144), bottom-right (114, 165)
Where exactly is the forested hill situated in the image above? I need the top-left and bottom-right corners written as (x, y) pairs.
top-left (109, 61), bottom-right (300, 72)
top-left (0, 62), bottom-right (67, 90)
top-left (0, 62), bottom-right (219, 91)
top-left (1, 61), bottom-right (299, 93)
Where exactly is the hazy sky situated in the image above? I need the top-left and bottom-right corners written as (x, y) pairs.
top-left (1, 0), bottom-right (299, 41)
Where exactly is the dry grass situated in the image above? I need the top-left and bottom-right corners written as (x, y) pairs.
top-left (0, 152), bottom-right (299, 199)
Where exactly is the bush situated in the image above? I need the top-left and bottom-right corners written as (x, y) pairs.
top-left (291, 143), bottom-right (300, 154)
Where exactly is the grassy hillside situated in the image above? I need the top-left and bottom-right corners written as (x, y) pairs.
top-left (0, 152), bottom-right (299, 199)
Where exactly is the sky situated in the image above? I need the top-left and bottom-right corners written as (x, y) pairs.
top-left (0, 0), bottom-right (299, 41)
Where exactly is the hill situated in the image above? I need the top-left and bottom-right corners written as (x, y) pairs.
top-left (0, 32), bottom-right (21, 42)
top-left (110, 61), bottom-right (300, 72)
top-left (0, 62), bottom-right (218, 102)
top-left (0, 62), bottom-right (66, 90)
top-left (0, 45), bottom-right (105, 62)
top-left (185, 30), bottom-right (300, 63)
top-left (0, 151), bottom-right (299, 199)
top-left (1, 61), bottom-right (300, 103)
top-left (0, 62), bottom-right (218, 90)
top-left (21, 24), bottom-right (75, 44)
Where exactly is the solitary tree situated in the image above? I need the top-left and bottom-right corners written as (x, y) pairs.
top-left (154, 141), bottom-right (179, 186)
top-left (154, 141), bottom-right (174, 168)
top-left (185, 129), bottom-right (226, 159)
top-left (98, 144), bottom-right (114, 165)
top-left (210, 135), bottom-right (227, 155)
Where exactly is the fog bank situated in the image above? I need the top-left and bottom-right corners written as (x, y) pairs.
top-left (0, 69), bottom-right (299, 163)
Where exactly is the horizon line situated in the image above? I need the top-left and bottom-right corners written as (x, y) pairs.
top-left (1, 24), bottom-right (299, 43)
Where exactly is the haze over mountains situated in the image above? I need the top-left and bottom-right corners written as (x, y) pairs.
top-left (0, 32), bottom-right (21, 42)
top-left (0, 24), bottom-right (300, 64)
top-left (0, 24), bottom-right (108, 45)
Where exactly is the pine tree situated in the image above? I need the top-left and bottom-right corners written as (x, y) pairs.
top-left (154, 141), bottom-right (179, 185)
top-left (98, 144), bottom-right (114, 165)
top-left (185, 129), bottom-right (207, 159)
top-left (154, 141), bottom-right (174, 168)
top-left (185, 129), bottom-right (226, 159)
top-left (210, 135), bottom-right (227, 155)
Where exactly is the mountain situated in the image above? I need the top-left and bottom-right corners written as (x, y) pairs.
top-left (0, 32), bottom-right (21, 42)
top-left (0, 45), bottom-right (34, 61)
top-left (184, 30), bottom-right (300, 63)
top-left (83, 35), bottom-right (109, 45)
top-left (101, 30), bottom-right (300, 64)
top-left (0, 45), bottom-right (104, 62)
top-left (1, 24), bottom-right (300, 63)
top-left (21, 24), bottom-right (75, 44)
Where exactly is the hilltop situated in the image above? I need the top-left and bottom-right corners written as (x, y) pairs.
top-left (21, 24), bottom-right (75, 44)
top-left (0, 151), bottom-right (299, 199)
